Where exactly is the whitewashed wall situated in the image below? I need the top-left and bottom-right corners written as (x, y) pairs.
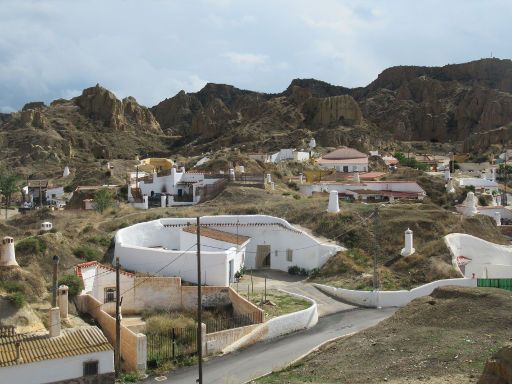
top-left (0, 351), bottom-right (113, 384)
top-left (445, 233), bottom-right (512, 278)
top-left (314, 278), bottom-right (478, 308)
top-left (222, 290), bottom-right (318, 354)
top-left (115, 215), bottom-right (340, 284)
top-left (299, 181), bottom-right (424, 197)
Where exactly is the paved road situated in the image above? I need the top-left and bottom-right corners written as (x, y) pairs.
top-left (144, 307), bottom-right (396, 384)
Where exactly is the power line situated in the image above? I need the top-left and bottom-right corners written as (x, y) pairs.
top-left (1, 243), bottom-right (198, 348)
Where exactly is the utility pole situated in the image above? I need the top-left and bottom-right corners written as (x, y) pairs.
top-left (52, 255), bottom-right (59, 307)
top-left (372, 206), bottom-right (380, 307)
top-left (196, 217), bottom-right (203, 384)
top-left (115, 257), bottom-right (121, 379)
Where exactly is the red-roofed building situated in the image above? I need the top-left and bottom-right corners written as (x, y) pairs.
top-left (317, 147), bottom-right (368, 172)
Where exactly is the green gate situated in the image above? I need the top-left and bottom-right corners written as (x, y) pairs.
top-left (477, 279), bottom-right (512, 291)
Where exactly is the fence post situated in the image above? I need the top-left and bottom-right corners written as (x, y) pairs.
top-left (172, 328), bottom-right (176, 360)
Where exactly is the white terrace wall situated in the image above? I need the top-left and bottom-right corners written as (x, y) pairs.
top-left (314, 278), bottom-right (477, 308)
top-left (445, 233), bottom-right (512, 278)
top-left (222, 290), bottom-right (318, 354)
top-left (298, 182), bottom-right (424, 197)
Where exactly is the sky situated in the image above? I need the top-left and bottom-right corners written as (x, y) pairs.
top-left (1, 0), bottom-right (511, 112)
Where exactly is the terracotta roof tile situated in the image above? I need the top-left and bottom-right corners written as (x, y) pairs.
top-left (0, 327), bottom-right (112, 367)
top-left (183, 225), bottom-right (250, 246)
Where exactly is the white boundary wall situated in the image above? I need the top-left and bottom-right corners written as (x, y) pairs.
top-left (222, 290), bottom-right (318, 354)
top-left (314, 278), bottom-right (477, 308)
top-left (445, 233), bottom-right (512, 278)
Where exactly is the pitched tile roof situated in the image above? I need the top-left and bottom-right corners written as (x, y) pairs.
top-left (74, 261), bottom-right (134, 279)
top-left (0, 326), bottom-right (112, 367)
top-left (322, 147), bottom-right (368, 160)
top-left (183, 225), bottom-right (251, 246)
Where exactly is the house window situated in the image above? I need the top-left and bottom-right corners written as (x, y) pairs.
top-left (104, 287), bottom-right (116, 303)
top-left (83, 360), bottom-right (99, 376)
top-left (286, 249), bottom-right (293, 262)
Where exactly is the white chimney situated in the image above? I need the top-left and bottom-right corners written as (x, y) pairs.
top-left (497, 194), bottom-right (502, 206)
top-left (444, 168), bottom-right (450, 181)
top-left (495, 211), bottom-right (502, 226)
top-left (353, 172), bottom-right (360, 183)
top-left (239, 165), bottom-right (245, 173)
top-left (400, 228), bottom-right (415, 256)
top-left (229, 168), bottom-right (236, 181)
top-left (40, 222), bottom-right (53, 232)
top-left (161, 195), bottom-right (167, 208)
top-left (0, 236), bottom-right (18, 267)
top-left (309, 138), bottom-right (316, 149)
top-left (266, 173), bottom-right (272, 183)
top-left (327, 190), bottom-right (340, 213)
top-left (63, 166), bottom-right (70, 178)
top-left (180, 166), bottom-right (186, 173)
top-left (49, 307), bottom-right (61, 337)
top-left (58, 285), bottom-right (69, 319)
top-left (143, 195), bottom-right (149, 210)
top-left (461, 192), bottom-right (478, 217)
top-left (299, 174), bottom-right (304, 184)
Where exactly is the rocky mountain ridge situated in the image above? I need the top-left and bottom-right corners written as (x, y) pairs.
top-left (2, 58), bottom-right (512, 181)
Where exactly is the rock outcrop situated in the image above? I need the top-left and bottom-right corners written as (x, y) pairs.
top-left (479, 343), bottom-right (512, 384)
top-left (305, 95), bottom-right (362, 127)
top-left (356, 58), bottom-right (512, 142)
top-left (74, 84), bottom-right (161, 132)
top-left (19, 109), bottom-right (47, 128)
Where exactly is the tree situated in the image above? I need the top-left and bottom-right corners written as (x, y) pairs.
top-left (0, 171), bottom-right (20, 219)
top-left (94, 188), bottom-right (114, 213)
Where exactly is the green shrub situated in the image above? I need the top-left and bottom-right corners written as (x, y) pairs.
top-left (59, 274), bottom-right (84, 297)
top-left (293, 194), bottom-right (301, 200)
top-left (86, 236), bottom-right (111, 247)
top-left (6, 292), bottom-right (26, 308)
top-left (73, 245), bottom-right (102, 261)
top-left (0, 280), bottom-right (24, 294)
top-left (15, 237), bottom-right (47, 255)
top-left (81, 224), bottom-right (94, 233)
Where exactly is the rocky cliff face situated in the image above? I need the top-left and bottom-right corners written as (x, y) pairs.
top-left (356, 59), bottom-right (512, 143)
top-left (74, 84), bottom-right (161, 132)
top-left (305, 95), bottom-right (362, 127)
top-left (149, 59), bottom-right (512, 152)
top-left (479, 343), bottom-right (512, 384)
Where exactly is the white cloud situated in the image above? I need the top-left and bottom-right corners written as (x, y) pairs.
top-left (0, 0), bottom-right (511, 111)
top-left (223, 52), bottom-right (268, 65)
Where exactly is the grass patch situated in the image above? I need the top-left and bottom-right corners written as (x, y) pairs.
top-left (73, 244), bottom-right (102, 261)
top-left (249, 290), bottom-right (310, 319)
top-left (15, 237), bottom-right (47, 255)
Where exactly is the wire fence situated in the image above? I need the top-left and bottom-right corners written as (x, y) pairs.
top-left (147, 327), bottom-right (197, 363)
top-left (204, 311), bottom-right (261, 334)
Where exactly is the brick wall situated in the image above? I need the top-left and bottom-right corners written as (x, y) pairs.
top-left (228, 287), bottom-right (264, 323)
top-left (77, 295), bottom-right (147, 372)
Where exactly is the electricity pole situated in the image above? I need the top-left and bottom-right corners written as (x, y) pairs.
top-left (373, 206), bottom-right (380, 308)
top-left (115, 257), bottom-right (121, 379)
top-left (52, 255), bottom-right (59, 307)
top-left (196, 217), bottom-right (203, 384)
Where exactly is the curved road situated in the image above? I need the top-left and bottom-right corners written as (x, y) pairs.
top-left (144, 307), bottom-right (396, 384)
